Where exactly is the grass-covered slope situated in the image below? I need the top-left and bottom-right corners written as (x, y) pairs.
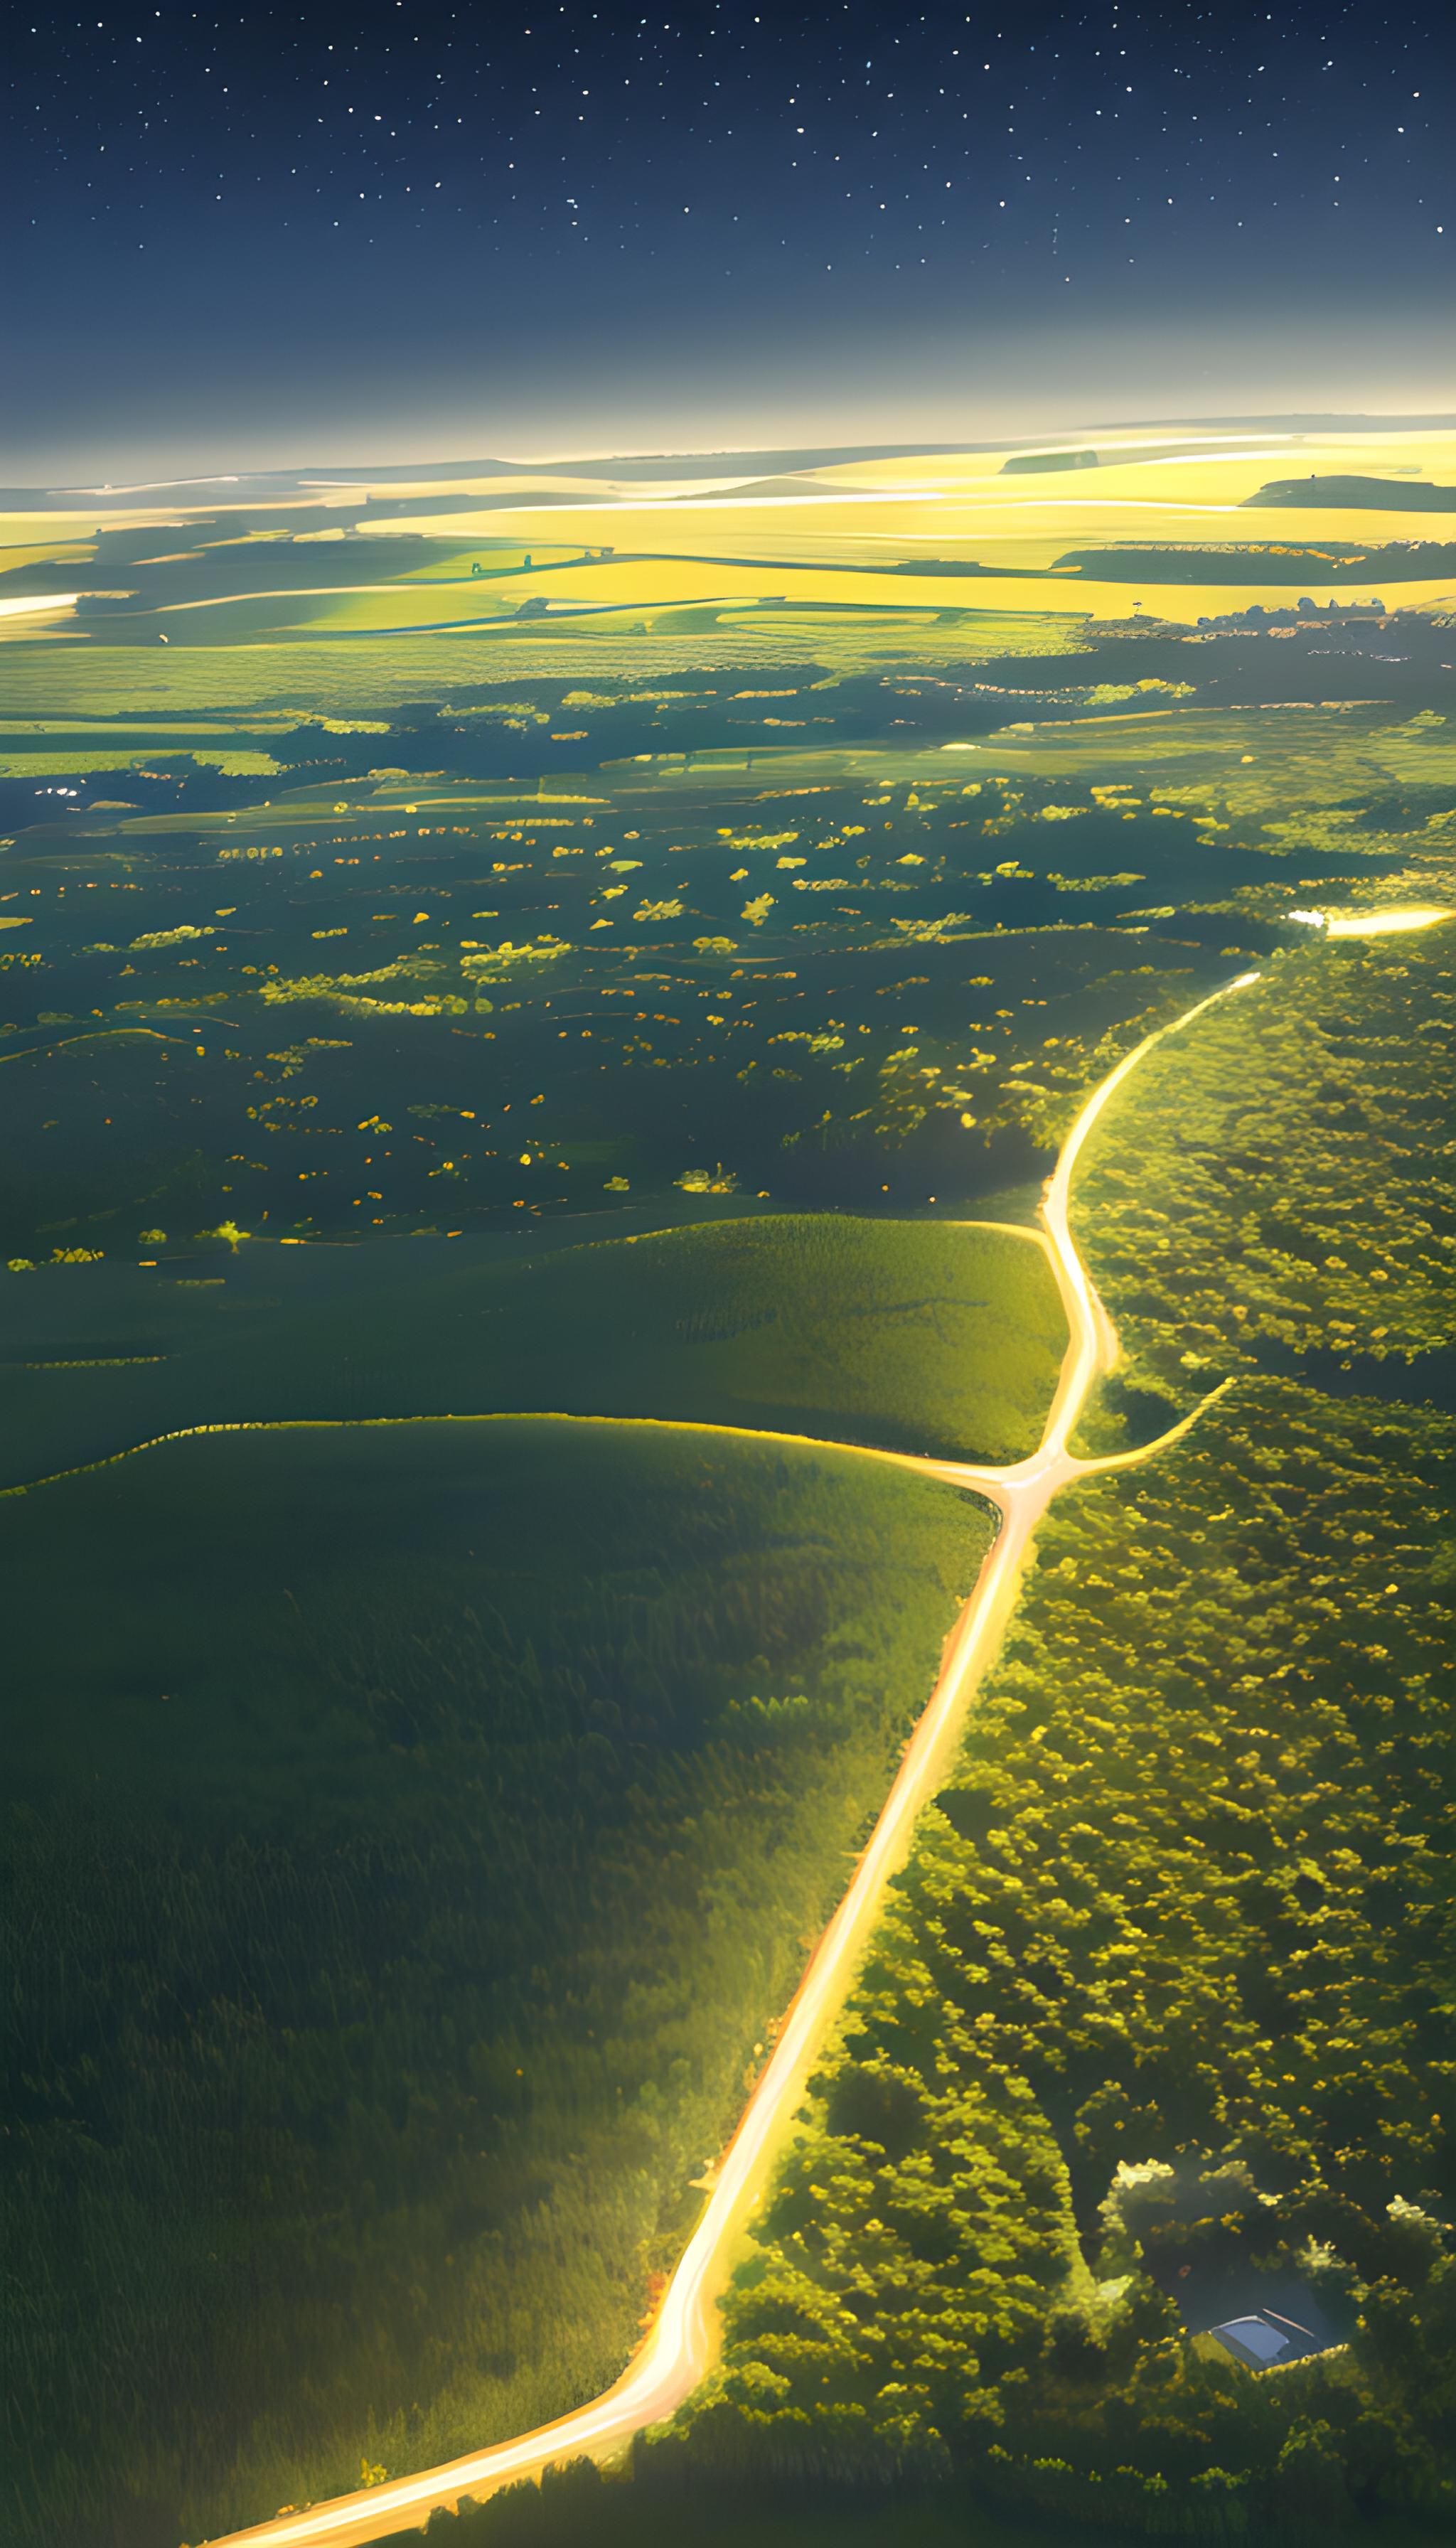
top-left (2, 1415), bottom-right (989, 2548)
top-left (1, 1213), bottom-right (1066, 1492)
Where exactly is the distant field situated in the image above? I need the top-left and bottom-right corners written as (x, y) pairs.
top-left (5, 427), bottom-right (1455, 719)
top-left (6, 425), bottom-right (1448, 682)
top-left (0, 1213), bottom-right (1066, 1489)
top-left (942, 697), bottom-right (1456, 805)
top-left (2, 1415), bottom-right (987, 2548)
top-left (0, 609), bottom-right (1088, 723)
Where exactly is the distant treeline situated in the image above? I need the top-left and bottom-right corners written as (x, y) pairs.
top-left (1057, 542), bottom-right (1456, 584)
top-left (1243, 476), bottom-right (1456, 513)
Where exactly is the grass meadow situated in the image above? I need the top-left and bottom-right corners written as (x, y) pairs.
top-left (1, 1213), bottom-right (1066, 1492)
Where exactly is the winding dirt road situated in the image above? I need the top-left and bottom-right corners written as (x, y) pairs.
top-left (201, 970), bottom-right (1261, 2548)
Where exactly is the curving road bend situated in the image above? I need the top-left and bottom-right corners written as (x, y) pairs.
top-left (200, 969), bottom-right (1262, 2548)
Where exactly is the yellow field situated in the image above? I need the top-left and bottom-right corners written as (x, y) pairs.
top-left (2, 426), bottom-right (1453, 653)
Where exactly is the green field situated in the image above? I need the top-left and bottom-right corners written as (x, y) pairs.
top-left (3, 1418), bottom-right (989, 2548)
top-left (0, 607), bottom-right (1086, 724)
top-left (1, 1212), bottom-right (1065, 1492)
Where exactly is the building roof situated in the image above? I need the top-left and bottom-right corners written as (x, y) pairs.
top-left (1211, 2315), bottom-right (1289, 2365)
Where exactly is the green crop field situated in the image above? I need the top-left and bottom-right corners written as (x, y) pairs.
top-left (2, 1417), bottom-right (989, 2548)
top-left (0, 1212), bottom-right (1065, 1491)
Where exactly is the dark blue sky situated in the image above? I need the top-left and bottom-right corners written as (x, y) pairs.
top-left (4, 1), bottom-right (1452, 477)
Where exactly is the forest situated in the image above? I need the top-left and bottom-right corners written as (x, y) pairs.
top-left (667, 1376), bottom-right (1454, 2536)
top-left (1071, 931), bottom-right (1454, 1429)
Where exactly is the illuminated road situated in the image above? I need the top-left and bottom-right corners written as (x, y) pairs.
top-left (201, 970), bottom-right (1262, 2548)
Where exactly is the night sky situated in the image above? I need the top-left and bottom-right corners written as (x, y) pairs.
top-left (4, 1), bottom-right (1452, 478)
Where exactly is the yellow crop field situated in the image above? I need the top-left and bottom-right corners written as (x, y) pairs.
top-left (283, 561), bottom-right (1454, 632)
top-left (405, 428), bottom-right (1456, 624)
top-left (3, 427), bottom-right (1454, 654)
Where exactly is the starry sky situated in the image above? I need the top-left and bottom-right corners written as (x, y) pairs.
top-left (4, 1), bottom-right (1452, 479)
